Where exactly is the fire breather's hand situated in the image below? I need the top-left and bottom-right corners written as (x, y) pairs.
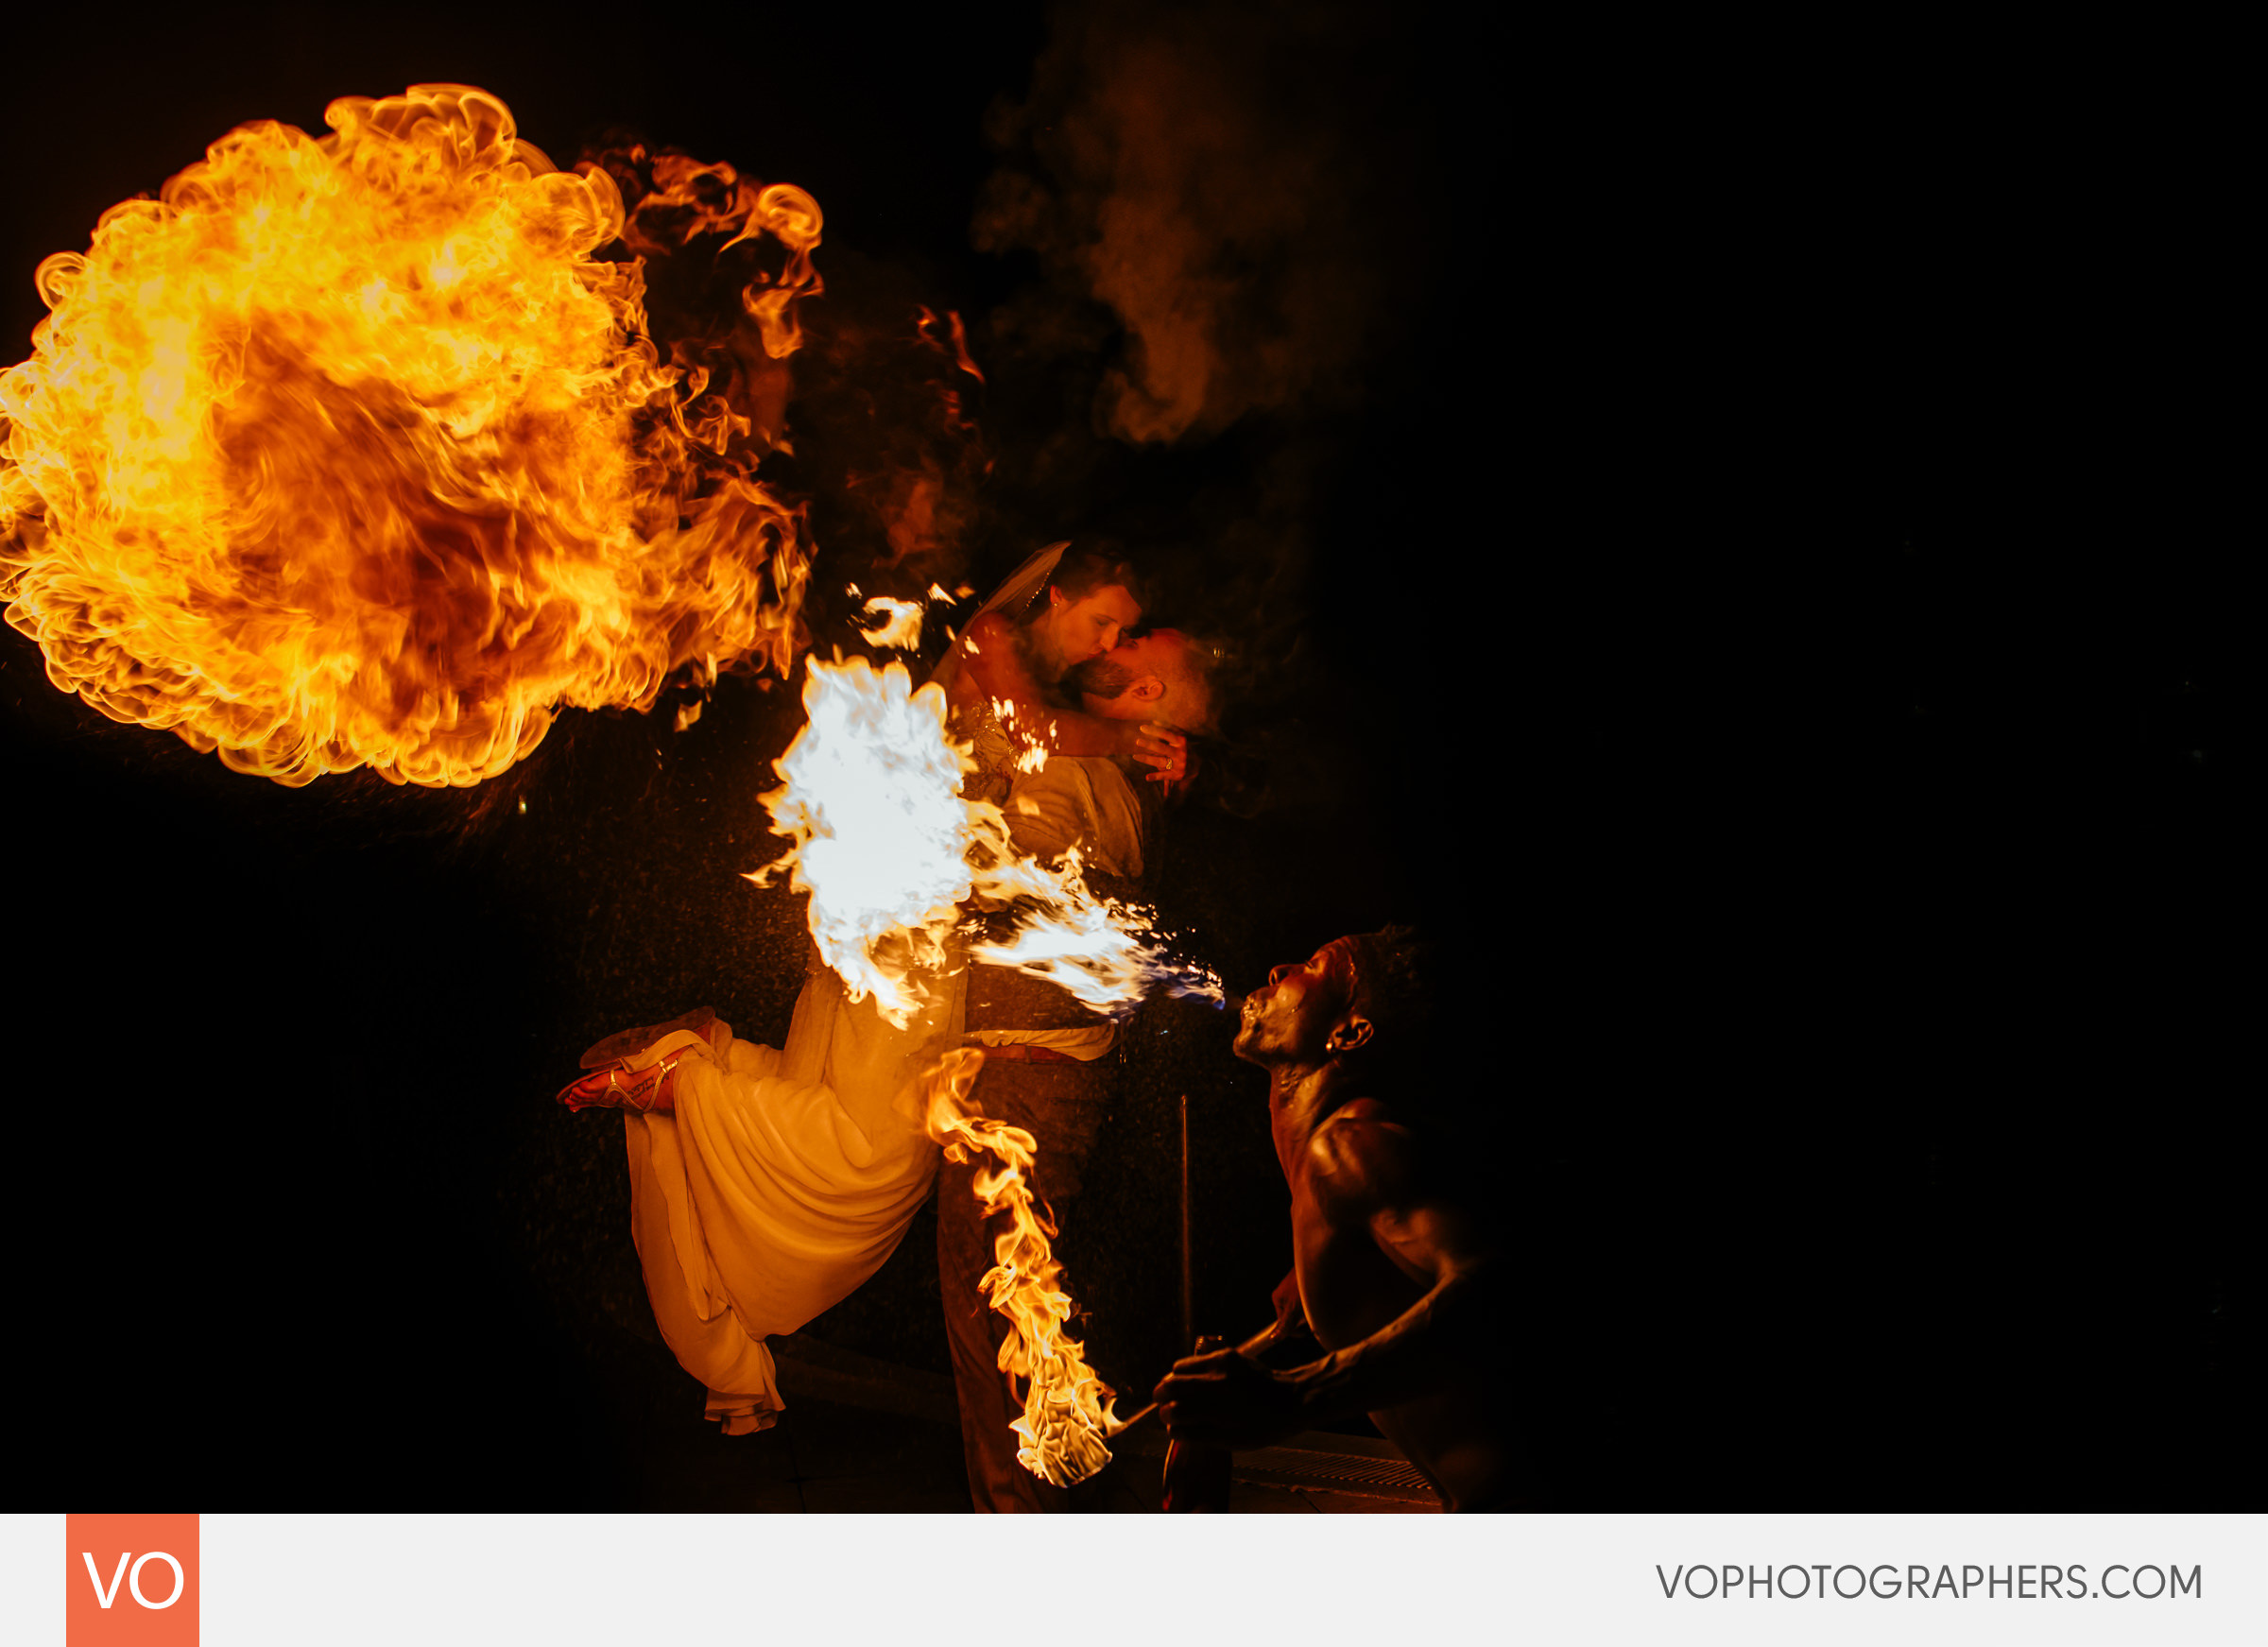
top-left (1153, 1346), bottom-right (1306, 1450)
top-left (1237, 1276), bottom-right (1322, 1368)
top-left (1133, 723), bottom-right (1190, 786)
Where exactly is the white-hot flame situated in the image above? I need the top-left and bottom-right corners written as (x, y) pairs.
top-left (749, 655), bottom-right (975, 1025)
top-left (755, 654), bottom-right (1219, 1023)
top-left (969, 844), bottom-right (1224, 1014)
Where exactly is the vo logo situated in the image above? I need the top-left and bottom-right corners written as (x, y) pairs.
top-left (66, 1515), bottom-right (198, 1645)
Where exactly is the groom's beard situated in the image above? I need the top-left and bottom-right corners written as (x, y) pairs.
top-left (1065, 656), bottom-right (1136, 700)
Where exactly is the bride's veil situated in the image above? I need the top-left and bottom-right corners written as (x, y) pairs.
top-left (972, 540), bottom-right (1070, 624)
top-left (927, 540), bottom-right (1068, 692)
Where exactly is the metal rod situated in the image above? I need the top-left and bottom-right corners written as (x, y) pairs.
top-left (1106, 1400), bottom-right (1159, 1439)
top-left (1178, 1092), bottom-right (1194, 1350)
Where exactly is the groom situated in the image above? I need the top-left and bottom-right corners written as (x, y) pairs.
top-left (940, 625), bottom-right (1218, 1511)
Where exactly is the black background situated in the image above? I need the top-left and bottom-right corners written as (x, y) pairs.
top-left (1, 4), bottom-right (2247, 1510)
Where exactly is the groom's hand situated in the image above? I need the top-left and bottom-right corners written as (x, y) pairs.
top-left (1132, 723), bottom-right (1190, 785)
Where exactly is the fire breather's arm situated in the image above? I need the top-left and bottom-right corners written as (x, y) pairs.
top-left (1152, 1116), bottom-right (1498, 1447)
top-left (1280, 1116), bottom-right (1500, 1424)
top-left (1282, 1211), bottom-right (1496, 1427)
top-left (1156, 1233), bottom-right (1492, 1446)
top-left (1243, 1306), bottom-right (1324, 1370)
top-left (1237, 1277), bottom-right (1323, 1369)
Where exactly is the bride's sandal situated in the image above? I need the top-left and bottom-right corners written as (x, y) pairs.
top-left (558, 1022), bottom-right (719, 1114)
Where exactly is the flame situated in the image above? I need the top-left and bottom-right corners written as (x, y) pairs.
top-left (854, 594), bottom-right (926, 650)
top-left (610, 143), bottom-right (823, 373)
top-left (915, 304), bottom-right (985, 387)
top-left (992, 696), bottom-right (1053, 773)
top-left (927, 1047), bottom-right (1120, 1485)
top-left (752, 654), bottom-right (1222, 1024)
top-left (846, 578), bottom-right (971, 652)
top-left (750, 654), bottom-right (975, 1026)
top-left (967, 844), bottom-right (1225, 1014)
top-left (0, 85), bottom-right (817, 785)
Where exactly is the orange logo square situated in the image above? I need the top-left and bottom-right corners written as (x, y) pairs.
top-left (66, 1515), bottom-right (198, 1646)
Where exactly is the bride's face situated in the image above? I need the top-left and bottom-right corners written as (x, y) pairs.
top-left (1038, 583), bottom-right (1140, 677)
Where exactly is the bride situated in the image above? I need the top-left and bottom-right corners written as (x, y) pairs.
top-left (557, 542), bottom-right (1178, 1433)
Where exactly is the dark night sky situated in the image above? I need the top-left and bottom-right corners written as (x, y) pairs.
top-left (0, 4), bottom-right (2248, 1512)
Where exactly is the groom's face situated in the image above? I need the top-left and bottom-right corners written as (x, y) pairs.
top-left (1072, 630), bottom-right (1207, 729)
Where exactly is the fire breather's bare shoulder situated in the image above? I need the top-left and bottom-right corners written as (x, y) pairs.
top-left (1305, 1099), bottom-right (1417, 1225)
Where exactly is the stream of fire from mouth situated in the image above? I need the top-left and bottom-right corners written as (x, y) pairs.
top-left (752, 653), bottom-right (1221, 1482)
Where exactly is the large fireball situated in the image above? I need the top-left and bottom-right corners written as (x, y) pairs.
top-left (0, 84), bottom-right (816, 786)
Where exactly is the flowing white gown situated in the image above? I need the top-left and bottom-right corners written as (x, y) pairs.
top-left (625, 958), bottom-right (964, 1432)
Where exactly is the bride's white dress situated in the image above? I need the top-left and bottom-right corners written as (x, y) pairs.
top-left (625, 957), bottom-right (964, 1432)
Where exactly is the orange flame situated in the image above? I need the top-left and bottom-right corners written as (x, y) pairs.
top-left (855, 596), bottom-right (925, 649)
top-left (0, 85), bottom-right (816, 785)
top-left (928, 1047), bottom-right (1120, 1485)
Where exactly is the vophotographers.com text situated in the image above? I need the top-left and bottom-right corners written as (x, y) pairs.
top-left (1656, 1563), bottom-right (2202, 1602)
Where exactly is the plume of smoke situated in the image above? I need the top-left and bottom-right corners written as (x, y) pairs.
top-left (975, 0), bottom-right (1428, 446)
